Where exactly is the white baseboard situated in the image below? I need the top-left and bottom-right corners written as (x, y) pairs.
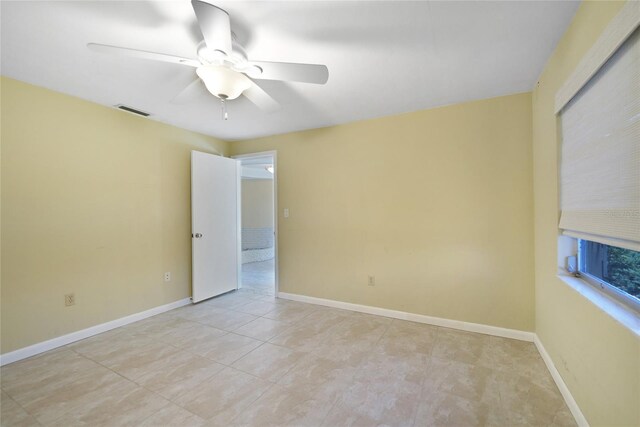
top-left (0, 298), bottom-right (191, 366)
top-left (534, 335), bottom-right (589, 427)
top-left (277, 292), bottom-right (535, 342)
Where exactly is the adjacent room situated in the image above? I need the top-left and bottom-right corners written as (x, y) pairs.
top-left (1, 1), bottom-right (638, 426)
top-left (238, 154), bottom-right (276, 296)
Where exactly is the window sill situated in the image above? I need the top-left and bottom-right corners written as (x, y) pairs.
top-left (557, 272), bottom-right (640, 337)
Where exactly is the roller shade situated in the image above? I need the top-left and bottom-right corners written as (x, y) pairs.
top-left (559, 27), bottom-right (640, 251)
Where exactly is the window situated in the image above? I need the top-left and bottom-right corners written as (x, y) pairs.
top-left (578, 240), bottom-right (640, 312)
top-left (555, 2), bottom-right (640, 318)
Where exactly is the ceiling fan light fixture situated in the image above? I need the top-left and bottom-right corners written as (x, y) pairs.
top-left (196, 64), bottom-right (251, 100)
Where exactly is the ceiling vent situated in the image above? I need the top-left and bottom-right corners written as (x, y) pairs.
top-left (115, 104), bottom-right (150, 117)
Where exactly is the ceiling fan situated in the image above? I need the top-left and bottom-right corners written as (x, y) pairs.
top-left (88, 0), bottom-right (329, 118)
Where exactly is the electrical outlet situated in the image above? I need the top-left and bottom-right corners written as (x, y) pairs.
top-left (164, 272), bottom-right (171, 282)
top-left (368, 275), bottom-right (375, 286)
top-left (65, 293), bottom-right (75, 306)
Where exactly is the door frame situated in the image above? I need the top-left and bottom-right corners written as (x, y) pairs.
top-left (232, 150), bottom-right (279, 296)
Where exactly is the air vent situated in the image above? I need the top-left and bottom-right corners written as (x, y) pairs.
top-left (115, 104), bottom-right (150, 117)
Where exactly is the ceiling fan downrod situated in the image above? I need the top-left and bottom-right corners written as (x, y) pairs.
top-left (220, 97), bottom-right (228, 120)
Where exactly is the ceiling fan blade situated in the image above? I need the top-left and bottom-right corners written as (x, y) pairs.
top-left (88, 43), bottom-right (200, 67)
top-left (243, 82), bottom-right (281, 113)
top-left (249, 61), bottom-right (329, 84)
top-left (191, 0), bottom-right (232, 56)
top-left (170, 78), bottom-right (207, 104)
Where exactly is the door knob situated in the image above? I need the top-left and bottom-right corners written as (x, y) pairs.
top-left (193, 233), bottom-right (203, 238)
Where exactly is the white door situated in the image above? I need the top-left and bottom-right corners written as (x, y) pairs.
top-left (191, 151), bottom-right (240, 303)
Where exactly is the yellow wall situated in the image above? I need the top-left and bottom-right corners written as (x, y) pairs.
top-left (231, 93), bottom-right (534, 331)
top-left (0, 77), bottom-right (228, 353)
top-left (532, 2), bottom-right (640, 425)
top-left (241, 179), bottom-right (274, 229)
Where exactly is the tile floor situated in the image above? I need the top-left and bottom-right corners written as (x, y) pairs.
top-left (241, 259), bottom-right (275, 296)
top-left (0, 290), bottom-right (576, 426)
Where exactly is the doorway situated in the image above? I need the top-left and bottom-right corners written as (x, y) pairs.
top-left (233, 151), bottom-right (278, 296)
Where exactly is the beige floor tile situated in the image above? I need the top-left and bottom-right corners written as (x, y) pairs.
top-left (47, 380), bottom-right (171, 426)
top-left (272, 300), bottom-right (315, 310)
top-left (497, 372), bottom-right (573, 426)
top-left (1, 349), bottom-right (101, 400)
top-left (10, 366), bottom-right (128, 425)
top-left (199, 292), bottom-right (260, 310)
top-left (278, 353), bottom-right (360, 404)
top-left (313, 338), bottom-right (379, 366)
top-left (191, 332), bottom-right (263, 365)
top-left (376, 319), bottom-right (440, 357)
top-left (323, 400), bottom-right (415, 427)
top-left (312, 315), bottom-right (390, 364)
top-left (174, 367), bottom-right (272, 422)
top-left (322, 312), bottom-right (390, 339)
top-left (479, 336), bottom-right (553, 387)
top-left (89, 340), bottom-right (182, 381)
top-left (336, 348), bottom-right (426, 426)
top-left (168, 304), bottom-right (213, 322)
top-left (230, 384), bottom-right (334, 427)
top-left (196, 309), bottom-right (259, 332)
top-left (297, 307), bottom-right (354, 325)
top-left (479, 335), bottom-right (536, 361)
top-left (290, 308), bottom-right (353, 337)
top-left (232, 317), bottom-right (292, 341)
top-left (0, 300), bottom-right (577, 427)
top-left (251, 294), bottom-right (284, 303)
top-left (21, 370), bottom-right (127, 424)
top-left (386, 319), bottom-right (441, 337)
top-left (133, 350), bottom-right (225, 400)
top-left (159, 320), bottom-right (228, 349)
top-left (423, 358), bottom-right (496, 403)
top-left (357, 351), bottom-right (428, 388)
top-left (2, 353), bottom-right (132, 426)
top-left (232, 300), bottom-right (278, 316)
top-left (0, 391), bottom-right (39, 427)
top-left (263, 303), bottom-right (318, 324)
top-left (268, 325), bottom-right (331, 352)
top-left (550, 407), bottom-right (580, 427)
top-left (431, 328), bottom-right (489, 365)
top-left (232, 343), bottom-right (307, 382)
top-left (67, 329), bottom-right (161, 363)
top-left (119, 315), bottom-right (190, 341)
top-left (328, 373), bottom-right (422, 427)
top-left (138, 403), bottom-right (206, 426)
top-left (171, 304), bottom-right (230, 322)
top-left (414, 391), bottom-right (507, 427)
top-left (267, 309), bottom-right (350, 352)
top-left (320, 404), bottom-right (377, 427)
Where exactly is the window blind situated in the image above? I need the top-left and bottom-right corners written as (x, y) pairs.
top-left (559, 27), bottom-right (640, 252)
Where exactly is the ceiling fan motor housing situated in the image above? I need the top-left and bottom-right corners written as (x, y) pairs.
top-left (196, 40), bottom-right (262, 79)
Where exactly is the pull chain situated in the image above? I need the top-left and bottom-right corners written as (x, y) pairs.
top-left (220, 98), bottom-right (228, 121)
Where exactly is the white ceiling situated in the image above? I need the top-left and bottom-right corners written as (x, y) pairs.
top-left (1, 1), bottom-right (579, 141)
